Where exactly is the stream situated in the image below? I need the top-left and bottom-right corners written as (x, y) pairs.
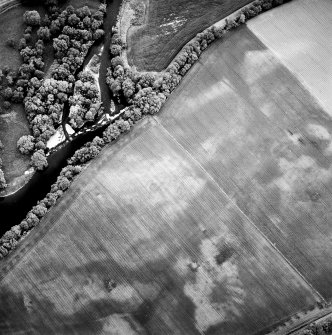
top-left (0, 0), bottom-right (124, 234)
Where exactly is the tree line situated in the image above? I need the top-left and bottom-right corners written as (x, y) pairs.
top-left (0, 0), bottom-right (292, 256)
top-left (299, 317), bottom-right (332, 335)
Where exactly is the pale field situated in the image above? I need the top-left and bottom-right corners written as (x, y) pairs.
top-left (156, 25), bottom-right (332, 300)
top-left (247, 0), bottom-right (332, 117)
top-left (0, 118), bottom-right (319, 334)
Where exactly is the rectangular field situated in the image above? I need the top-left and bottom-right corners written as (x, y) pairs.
top-left (156, 25), bottom-right (332, 300)
top-left (0, 119), bottom-right (319, 335)
top-left (247, 0), bottom-right (332, 116)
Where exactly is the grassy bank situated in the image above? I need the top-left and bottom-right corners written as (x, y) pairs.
top-left (127, 0), bottom-right (252, 71)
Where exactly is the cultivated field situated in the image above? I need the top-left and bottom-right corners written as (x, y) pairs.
top-left (127, 0), bottom-right (252, 71)
top-left (156, 25), bottom-right (332, 301)
top-left (247, 0), bottom-right (332, 117)
top-left (0, 118), bottom-right (320, 334)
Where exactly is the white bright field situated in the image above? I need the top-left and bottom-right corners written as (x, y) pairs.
top-left (247, 0), bottom-right (332, 117)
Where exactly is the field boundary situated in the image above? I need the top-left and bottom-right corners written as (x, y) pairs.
top-left (152, 115), bottom-right (327, 307)
top-left (268, 308), bottom-right (332, 335)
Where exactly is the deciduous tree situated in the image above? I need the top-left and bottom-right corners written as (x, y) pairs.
top-left (31, 149), bottom-right (48, 170)
top-left (17, 135), bottom-right (35, 155)
top-left (23, 10), bottom-right (41, 26)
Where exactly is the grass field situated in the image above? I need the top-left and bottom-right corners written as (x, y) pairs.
top-left (127, 0), bottom-right (252, 71)
top-left (0, 2), bottom-right (45, 195)
top-left (155, 25), bottom-right (332, 301)
top-left (0, 105), bottom-right (32, 196)
top-left (247, 0), bottom-right (332, 117)
top-left (0, 118), bottom-right (319, 334)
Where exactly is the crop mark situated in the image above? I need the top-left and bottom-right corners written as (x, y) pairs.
top-left (153, 116), bottom-right (326, 305)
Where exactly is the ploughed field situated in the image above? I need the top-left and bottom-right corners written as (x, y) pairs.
top-left (1, 1), bottom-right (332, 334)
top-left (247, 0), bottom-right (332, 119)
top-left (0, 118), bottom-right (320, 334)
top-left (127, 0), bottom-right (252, 71)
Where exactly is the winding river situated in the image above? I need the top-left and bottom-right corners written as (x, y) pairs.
top-left (0, 0), bottom-right (124, 234)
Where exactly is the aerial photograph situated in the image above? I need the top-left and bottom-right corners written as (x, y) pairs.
top-left (0, 0), bottom-right (331, 334)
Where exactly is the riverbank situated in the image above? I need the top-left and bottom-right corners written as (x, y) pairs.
top-left (0, 0), bottom-right (124, 230)
top-left (0, 0), bottom-right (292, 237)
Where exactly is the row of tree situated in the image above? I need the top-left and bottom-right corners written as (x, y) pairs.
top-left (0, 0), bottom-right (292, 256)
top-left (0, 163), bottom-right (82, 258)
top-left (299, 317), bottom-right (332, 335)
